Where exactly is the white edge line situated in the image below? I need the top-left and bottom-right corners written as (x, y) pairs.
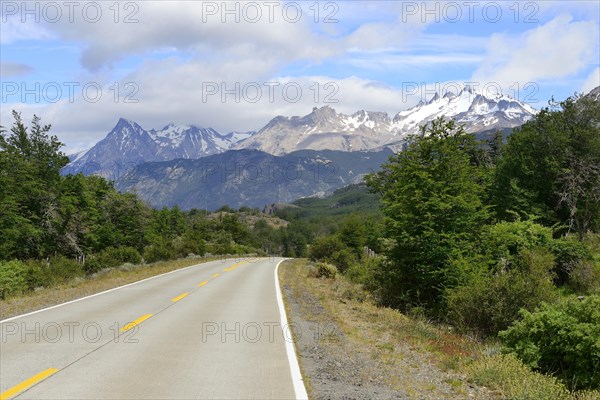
top-left (275, 258), bottom-right (309, 400)
top-left (0, 258), bottom-right (227, 324)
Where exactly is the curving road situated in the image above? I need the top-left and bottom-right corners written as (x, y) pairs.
top-left (0, 257), bottom-right (307, 400)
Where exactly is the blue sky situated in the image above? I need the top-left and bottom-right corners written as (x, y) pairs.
top-left (1, 1), bottom-right (599, 153)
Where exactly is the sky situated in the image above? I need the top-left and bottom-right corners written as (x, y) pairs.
top-left (1, 0), bottom-right (599, 154)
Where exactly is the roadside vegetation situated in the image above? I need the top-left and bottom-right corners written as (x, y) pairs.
top-left (2, 92), bottom-right (599, 396)
top-left (305, 92), bottom-right (600, 396)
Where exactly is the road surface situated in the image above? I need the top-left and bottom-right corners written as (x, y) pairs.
top-left (0, 257), bottom-right (307, 399)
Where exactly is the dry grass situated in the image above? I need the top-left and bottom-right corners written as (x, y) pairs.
top-left (279, 258), bottom-right (492, 399)
top-left (0, 256), bottom-right (223, 320)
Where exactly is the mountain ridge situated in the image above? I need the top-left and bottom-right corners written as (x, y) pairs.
top-left (64, 85), bottom-right (542, 178)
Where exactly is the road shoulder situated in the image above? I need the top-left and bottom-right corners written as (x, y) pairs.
top-left (279, 259), bottom-right (494, 400)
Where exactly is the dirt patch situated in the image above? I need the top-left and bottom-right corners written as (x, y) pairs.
top-left (280, 259), bottom-right (495, 400)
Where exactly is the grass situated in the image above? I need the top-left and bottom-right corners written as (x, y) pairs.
top-left (279, 258), bottom-right (600, 400)
top-left (0, 255), bottom-right (225, 320)
top-left (280, 258), bottom-right (484, 398)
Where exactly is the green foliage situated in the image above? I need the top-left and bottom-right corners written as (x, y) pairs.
top-left (0, 260), bottom-right (29, 298)
top-left (568, 260), bottom-right (600, 294)
top-left (309, 235), bottom-right (345, 261)
top-left (551, 236), bottom-right (594, 285)
top-left (84, 247), bottom-right (142, 274)
top-left (143, 242), bottom-right (176, 264)
top-left (500, 295), bottom-right (600, 391)
top-left (366, 118), bottom-right (491, 310)
top-left (345, 257), bottom-right (379, 287)
top-left (494, 94), bottom-right (600, 238)
top-left (479, 220), bottom-right (554, 271)
top-left (308, 235), bottom-right (357, 273)
top-left (446, 249), bottom-right (558, 336)
top-left (27, 257), bottom-right (84, 288)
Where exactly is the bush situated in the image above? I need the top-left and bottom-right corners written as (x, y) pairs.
top-left (143, 243), bottom-right (175, 263)
top-left (500, 295), bottom-right (600, 391)
top-left (346, 257), bottom-right (379, 286)
top-left (568, 260), bottom-right (600, 294)
top-left (551, 237), bottom-right (594, 285)
top-left (84, 246), bottom-right (142, 274)
top-left (480, 220), bottom-right (554, 271)
top-left (0, 260), bottom-right (29, 298)
top-left (28, 257), bottom-right (84, 287)
top-left (174, 237), bottom-right (206, 258)
top-left (446, 249), bottom-right (558, 336)
top-left (314, 262), bottom-right (338, 279)
top-left (308, 235), bottom-right (346, 261)
top-left (329, 248), bottom-right (357, 273)
top-left (309, 235), bottom-right (356, 273)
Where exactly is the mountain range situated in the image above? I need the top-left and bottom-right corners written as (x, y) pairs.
top-left (237, 86), bottom-right (537, 154)
top-left (115, 148), bottom-right (393, 210)
top-left (65, 119), bottom-right (254, 180)
top-left (62, 85), bottom-right (578, 209)
top-left (65, 85), bottom-right (537, 179)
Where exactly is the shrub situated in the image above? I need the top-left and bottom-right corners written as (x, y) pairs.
top-left (480, 220), bottom-right (554, 271)
top-left (0, 260), bottom-right (29, 298)
top-left (329, 248), bottom-right (356, 273)
top-left (346, 257), bottom-right (379, 286)
top-left (28, 257), bottom-right (84, 287)
top-left (314, 262), bottom-right (338, 279)
top-left (143, 243), bottom-right (175, 263)
top-left (174, 237), bottom-right (206, 258)
top-left (308, 235), bottom-right (346, 261)
top-left (500, 295), bottom-right (600, 391)
top-left (446, 249), bottom-right (558, 336)
top-left (551, 237), bottom-right (594, 285)
top-left (568, 260), bottom-right (600, 294)
top-left (309, 235), bottom-right (357, 273)
top-left (84, 246), bottom-right (142, 274)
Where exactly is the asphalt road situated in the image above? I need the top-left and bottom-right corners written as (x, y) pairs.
top-left (0, 257), bottom-right (307, 399)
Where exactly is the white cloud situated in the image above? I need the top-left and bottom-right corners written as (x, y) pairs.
top-left (0, 16), bottom-right (53, 43)
top-left (581, 67), bottom-right (600, 94)
top-left (472, 15), bottom-right (599, 90)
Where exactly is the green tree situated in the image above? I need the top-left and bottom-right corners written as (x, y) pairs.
top-left (494, 93), bottom-right (600, 238)
top-left (366, 118), bottom-right (490, 310)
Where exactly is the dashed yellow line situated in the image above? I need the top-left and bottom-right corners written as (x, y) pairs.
top-left (211, 273), bottom-right (220, 278)
top-left (197, 280), bottom-right (208, 287)
top-left (0, 368), bottom-right (59, 400)
top-left (171, 292), bottom-right (189, 302)
top-left (121, 314), bottom-right (153, 332)
top-left (224, 260), bottom-right (249, 272)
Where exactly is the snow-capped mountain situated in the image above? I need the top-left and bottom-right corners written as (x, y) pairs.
top-left (392, 85), bottom-right (537, 136)
top-left (65, 85), bottom-right (537, 179)
top-left (64, 118), bottom-right (254, 180)
top-left (236, 85), bottom-right (537, 154)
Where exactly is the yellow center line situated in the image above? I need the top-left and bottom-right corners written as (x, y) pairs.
top-left (0, 368), bottom-right (59, 400)
top-left (197, 280), bottom-right (208, 287)
top-left (223, 260), bottom-right (249, 272)
top-left (120, 314), bottom-right (153, 332)
top-left (171, 292), bottom-right (189, 302)
top-left (211, 273), bottom-right (220, 278)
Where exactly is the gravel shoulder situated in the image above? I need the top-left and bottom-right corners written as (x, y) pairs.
top-left (279, 259), bottom-right (495, 400)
